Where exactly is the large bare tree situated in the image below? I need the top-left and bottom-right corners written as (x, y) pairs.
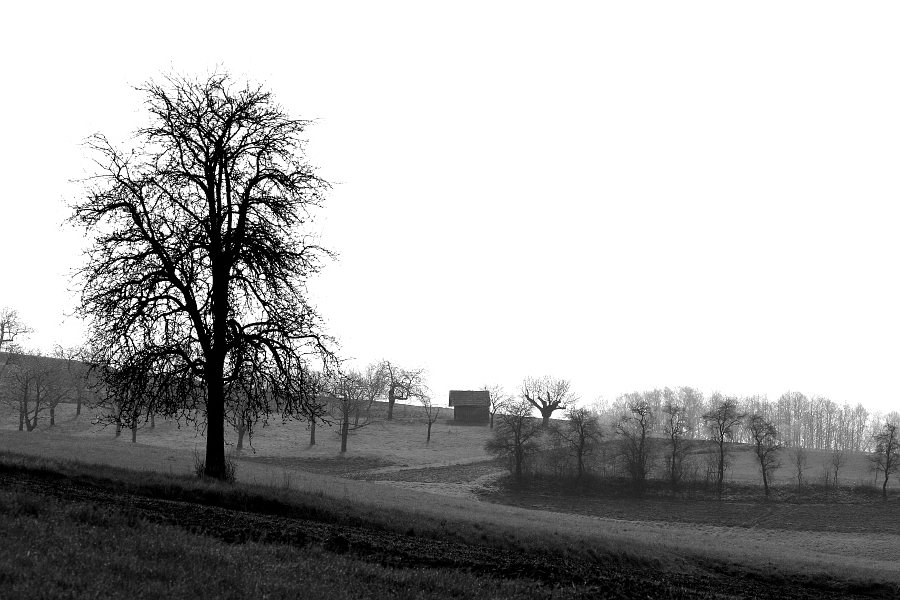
top-left (522, 376), bottom-right (575, 427)
top-left (71, 72), bottom-right (336, 479)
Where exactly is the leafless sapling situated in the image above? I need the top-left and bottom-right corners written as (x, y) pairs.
top-left (747, 413), bottom-right (781, 496)
top-left (483, 384), bottom-right (511, 429)
top-left (70, 71), bottom-right (336, 479)
top-left (792, 446), bottom-right (808, 492)
top-left (830, 448), bottom-right (846, 488)
top-left (419, 394), bottom-right (442, 444)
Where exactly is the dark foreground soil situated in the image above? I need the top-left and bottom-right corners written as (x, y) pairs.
top-left (0, 467), bottom-right (893, 600)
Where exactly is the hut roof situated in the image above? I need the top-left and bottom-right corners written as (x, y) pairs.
top-left (448, 390), bottom-right (490, 407)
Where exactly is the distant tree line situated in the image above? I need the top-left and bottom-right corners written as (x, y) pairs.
top-left (602, 387), bottom-right (886, 453)
top-left (484, 379), bottom-right (900, 499)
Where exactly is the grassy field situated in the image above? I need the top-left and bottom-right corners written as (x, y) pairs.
top-left (0, 450), bottom-right (894, 599)
top-left (1, 402), bottom-right (898, 597)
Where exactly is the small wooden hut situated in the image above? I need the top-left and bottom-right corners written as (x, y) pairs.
top-left (448, 390), bottom-right (490, 425)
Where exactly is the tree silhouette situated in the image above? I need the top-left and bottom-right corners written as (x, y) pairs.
top-left (522, 376), bottom-right (574, 427)
top-left (71, 72), bottom-right (336, 479)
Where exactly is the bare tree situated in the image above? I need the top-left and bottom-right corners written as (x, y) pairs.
top-left (485, 397), bottom-right (543, 479)
top-left (871, 421), bottom-right (899, 498)
top-left (301, 370), bottom-right (329, 446)
top-left (328, 371), bottom-right (370, 453)
top-left (792, 446), bottom-right (808, 492)
top-left (419, 395), bottom-right (442, 444)
top-left (483, 384), bottom-right (511, 429)
top-left (0, 308), bottom-right (30, 355)
top-left (53, 345), bottom-right (91, 418)
top-left (381, 361), bottom-right (426, 421)
top-left (747, 413), bottom-right (781, 496)
top-left (830, 448), bottom-right (847, 488)
top-left (358, 362), bottom-right (387, 425)
top-left (0, 309), bottom-right (31, 393)
top-left (661, 389), bottom-right (689, 490)
top-left (70, 71), bottom-right (336, 479)
top-left (522, 376), bottom-right (575, 427)
top-left (2, 351), bottom-right (71, 431)
top-left (560, 405), bottom-right (602, 480)
top-left (615, 395), bottom-right (654, 495)
top-left (703, 393), bottom-right (744, 499)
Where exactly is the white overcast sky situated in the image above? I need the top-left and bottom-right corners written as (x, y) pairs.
top-left (1, 2), bottom-right (899, 412)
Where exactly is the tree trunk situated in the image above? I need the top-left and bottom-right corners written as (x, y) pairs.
top-left (340, 416), bottom-right (349, 453)
top-left (204, 363), bottom-right (227, 478)
top-left (50, 405), bottom-right (55, 427)
top-left (883, 472), bottom-right (889, 499)
top-left (309, 420), bottom-right (316, 446)
top-left (131, 424), bottom-right (137, 443)
top-left (541, 413), bottom-right (550, 427)
top-left (387, 392), bottom-right (395, 421)
top-left (75, 393), bottom-right (81, 417)
top-left (20, 389), bottom-right (28, 431)
top-left (150, 413), bottom-right (155, 429)
top-left (490, 412), bottom-right (494, 429)
top-left (514, 447), bottom-right (523, 479)
top-left (236, 423), bottom-right (246, 451)
top-left (717, 441), bottom-right (725, 499)
top-left (115, 420), bottom-right (121, 438)
top-left (762, 467), bottom-right (769, 496)
top-left (426, 421), bottom-right (432, 444)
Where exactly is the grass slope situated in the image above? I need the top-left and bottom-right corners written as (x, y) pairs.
top-left (1, 453), bottom-right (892, 600)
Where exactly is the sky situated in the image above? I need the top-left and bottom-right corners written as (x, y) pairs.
top-left (1, 2), bottom-right (899, 412)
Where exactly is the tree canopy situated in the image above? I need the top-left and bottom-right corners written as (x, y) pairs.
top-left (71, 71), bottom-right (336, 478)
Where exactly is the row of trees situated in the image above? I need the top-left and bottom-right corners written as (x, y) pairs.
top-left (291, 361), bottom-right (430, 453)
top-left (485, 378), bottom-right (900, 498)
top-left (1, 309), bottom-right (433, 454)
top-left (484, 381), bottom-right (893, 454)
